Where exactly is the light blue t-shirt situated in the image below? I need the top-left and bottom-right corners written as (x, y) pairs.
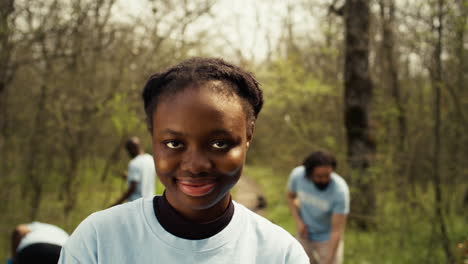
top-left (58, 198), bottom-right (309, 264)
top-left (287, 166), bottom-right (350, 242)
top-left (127, 153), bottom-right (156, 201)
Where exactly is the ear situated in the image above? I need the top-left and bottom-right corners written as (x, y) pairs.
top-left (246, 120), bottom-right (255, 148)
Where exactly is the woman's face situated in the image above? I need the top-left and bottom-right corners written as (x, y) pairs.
top-left (151, 81), bottom-right (252, 221)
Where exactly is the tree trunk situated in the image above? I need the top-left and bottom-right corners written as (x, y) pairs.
top-left (379, 0), bottom-right (406, 151)
top-left (343, 0), bottom-right (376, 229)
top-left (0, 0), bottom-right (14, 95)
top-left (430, 0), bottom-right (454, 262)
top-left (64, 144), bottom-right (81, 216)
top-left (378, 0), bottom-right (412, 211)
top-left (0, 0), bottom-right (14, 166)
top-left (453, 0), bottom-right (467, 210)
top-left (24, 84), bottom-right (48, 219)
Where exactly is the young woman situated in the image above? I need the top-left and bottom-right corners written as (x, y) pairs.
top-left (59, 58), bottom-right (309, 263)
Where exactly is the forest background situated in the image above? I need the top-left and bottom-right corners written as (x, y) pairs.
top-left (0, 0), bottom-right (467, 263)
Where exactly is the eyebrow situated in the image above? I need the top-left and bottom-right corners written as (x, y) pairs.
top-left (209, 129), bottom-right (234, 136)
top-left (159, 129), bottom-right (185, 136)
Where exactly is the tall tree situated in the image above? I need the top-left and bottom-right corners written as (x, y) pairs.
top-left (0, 0), bottom-right (14, 160)
top-left (446, 0), bottom-right (468, 202)
top-left (342, 0), bottom-right (376, 228)
top-left (378, 0), bottom-right (406, 152)
top-left (429, 0), bottom-right (454, 262)
top-left (377, 0), bottom-right (412, 206)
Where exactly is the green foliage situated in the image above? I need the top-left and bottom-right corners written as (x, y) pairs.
top-left (249, 56), bottom-right (346, 169)
top-left (109, 92), bottom-right (144, 136)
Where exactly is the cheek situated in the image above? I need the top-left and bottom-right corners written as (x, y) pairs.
top-left (152, 144), bottom-right (178, 175)
top-left (215, 146), bottom-right (246, 174)
top-left (156, 159), bottom-right (175, 174)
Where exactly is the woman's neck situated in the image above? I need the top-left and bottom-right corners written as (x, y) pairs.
top-left (153, 194), bottom-right (235, 240)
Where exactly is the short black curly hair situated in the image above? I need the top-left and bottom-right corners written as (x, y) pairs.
top-left (142, 57), bottom-right (264, 132)
top-left (303, 151), bottom-right (337, 177)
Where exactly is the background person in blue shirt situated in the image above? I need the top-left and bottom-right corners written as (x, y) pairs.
top-left (112, 136), bottom-right (156, 206)
top-left (287, 151), bottom-right (350, 264)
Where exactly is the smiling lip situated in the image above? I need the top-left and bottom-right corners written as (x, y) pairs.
top-left (176, 178), bottom-right (216, 197)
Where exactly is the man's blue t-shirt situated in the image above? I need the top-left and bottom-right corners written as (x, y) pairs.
top-left (287, 166), bottom-right (350, 242)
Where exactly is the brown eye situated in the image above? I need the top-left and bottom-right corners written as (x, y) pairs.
top-left (211, 140), bottom-right (228, 149)
top-left (165, 141), bottom-right (184, 149)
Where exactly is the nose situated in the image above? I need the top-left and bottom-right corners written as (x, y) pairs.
top-left (180, 147), bottom-right (212, 174)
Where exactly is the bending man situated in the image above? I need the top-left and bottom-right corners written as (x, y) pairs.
top-left (10, 222), bottom-right (69, 264)
top-left (287, 151), bottom-right (349, 264)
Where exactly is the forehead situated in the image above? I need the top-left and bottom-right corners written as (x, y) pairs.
top-left (152, 82), bottom-right (247, 133)
top-left (311, 166), bottom-right (333, 176)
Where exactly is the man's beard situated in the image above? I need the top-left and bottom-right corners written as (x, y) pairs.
top-left (313, 182), bottom-right (330, 191)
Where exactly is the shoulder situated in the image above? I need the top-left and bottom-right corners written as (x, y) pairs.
top-left (61, 200), bottom-right (145, 260)
top-left (128, 156), bottom-right (140, 167)
top-left (68, 200), bottom-right (143, 241)
top-left (129, 154), bottom-right (154, 167)
top-left (288, 166), bottom-right (306, 191)
top-left (90, 199), bottom-right (143, 226)
top-left (60, 199), bottom-right (151, 262)
top-left (234, 203), bottom-right (309, 262)
top-left (289, 166), bottom-right (305, 179)
top-left (332, 172), bottom-right (349, 191)
top-left (331, 173), bottom-right (350, 204)
top-left (235, 202), bottom-right (302, 249)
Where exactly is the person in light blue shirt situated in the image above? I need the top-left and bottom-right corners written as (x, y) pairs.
top-left (287, 151), bottom-right (349, 264)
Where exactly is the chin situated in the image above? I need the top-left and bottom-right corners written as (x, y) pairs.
top-left (179, 187), bottom-right (231, 211)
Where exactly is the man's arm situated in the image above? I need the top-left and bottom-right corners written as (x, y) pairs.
top-left (324, 213), bottom-right (347, 264)
top-left (111, 181), bottom-right (137, 207)
top-left (287, 191), bottom-right (307, 238)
